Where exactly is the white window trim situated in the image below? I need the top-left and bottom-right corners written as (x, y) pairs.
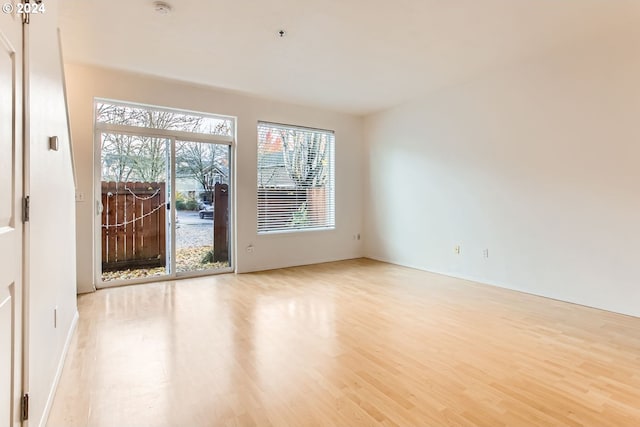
top-left (93, 99), bottom-right (236, 288)
top-left (257, 121), bottom-right (335, 234)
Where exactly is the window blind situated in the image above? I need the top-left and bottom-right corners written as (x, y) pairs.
top-left (257, 122), bottom-right (335, 233)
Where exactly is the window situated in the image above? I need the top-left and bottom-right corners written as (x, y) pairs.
top-left (96, 100), bottom-right (233, 136)
top-left (257, 122), bottom-right (335, 233)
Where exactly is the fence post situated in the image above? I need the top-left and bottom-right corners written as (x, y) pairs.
top-left (213, 183), bottom-right (229, 263)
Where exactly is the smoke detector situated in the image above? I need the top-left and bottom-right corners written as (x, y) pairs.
top-left (153, 1), bottom-right (172, 15)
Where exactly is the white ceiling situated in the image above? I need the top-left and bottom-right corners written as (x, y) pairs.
top-left (59, 0), bottom-right (639, 115)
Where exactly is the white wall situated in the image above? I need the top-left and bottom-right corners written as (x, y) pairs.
top-left (27, 6), bottom-right (78, 427)
top-left (64, 64), bottom-right (364, 294)
top-left (364, 32), bottom-right (640, 317)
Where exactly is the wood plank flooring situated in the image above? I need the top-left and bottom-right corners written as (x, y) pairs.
top-left (47, 259), bottom-right (640, 426)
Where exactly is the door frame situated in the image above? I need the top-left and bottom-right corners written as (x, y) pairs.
top-left (93, 123), bottom-right (235, 289)
top-left (0, 6), bottom-right (25, 427)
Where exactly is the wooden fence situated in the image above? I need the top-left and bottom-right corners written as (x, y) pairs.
top-left (101, 181), bottom-right (166, 271)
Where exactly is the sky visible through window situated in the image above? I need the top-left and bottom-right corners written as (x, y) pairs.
top-left (96, 101), bottom-right (233, 137)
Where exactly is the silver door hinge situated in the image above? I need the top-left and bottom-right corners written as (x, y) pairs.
top-left (22, 196), bottom-right (29, 222)
top-left (21, 393), bottom-right (29, 421)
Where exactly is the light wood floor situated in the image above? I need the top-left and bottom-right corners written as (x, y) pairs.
top-left (47, 259), bottom-right (640, 427)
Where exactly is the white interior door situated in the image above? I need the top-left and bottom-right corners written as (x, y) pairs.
top-left (0, 8), bottom-right (23, 427)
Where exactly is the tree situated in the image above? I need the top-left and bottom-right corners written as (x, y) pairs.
top-left (129, 136), bottom-right (168, 182)
top-left (280, 129), bottom-right (330, 227)
top-left (101, 133), bottom-right (136, 182)
top-left (97, 103), bottom-right (209, 183)
top-left (280, 129), bottom-right (329, 188)
top-left (175, 142), bottom-right (229, 202)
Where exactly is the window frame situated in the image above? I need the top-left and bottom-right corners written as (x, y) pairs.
top-left (93, 98), bottom-right (236, 288)
top-left (257, 121), bottom-right (336, 235)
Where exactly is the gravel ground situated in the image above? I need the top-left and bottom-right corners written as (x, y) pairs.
top-left (176, 223), bottom-right (213, 249)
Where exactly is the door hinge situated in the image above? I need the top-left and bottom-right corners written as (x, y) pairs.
top-left (21, 0), bottom-right (29, 24)
top-left (22, 0), bottom-right (44, 24)
top-left (22, 196), bottom-right (30, 222)
top-left (21, 393), bottom-right (29, 421)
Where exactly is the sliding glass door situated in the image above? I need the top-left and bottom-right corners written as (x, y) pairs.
top-left (99, 132), bottom-right (171, 282)
top-left (94, 100), bottom-right (234, 287)
top-left (96, 132), bottom-right (232, 287)
top-left (174, 140), bottom-right (231, 274)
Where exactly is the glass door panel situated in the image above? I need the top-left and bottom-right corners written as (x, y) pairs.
top-left (175, 141), bottom-right (231, 274)
top-left (99, 132), bottom-right (171, 283)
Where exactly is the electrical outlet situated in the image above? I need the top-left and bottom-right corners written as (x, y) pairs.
top-left (483, 248), bottom-right (489, 258)
top-left (246, 244), bottom-right (254, 253)
top-left (454, 245), bottom-right (461, 255)
top-left (75, 191), bottom-right (85, 202)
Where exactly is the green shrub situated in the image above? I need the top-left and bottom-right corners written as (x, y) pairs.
top-left (185, 200), bottom-right (198, 211)
top-left (291, 202), bottom-right (309, 227)
top-left (201, 249), bottom-right (214, 264)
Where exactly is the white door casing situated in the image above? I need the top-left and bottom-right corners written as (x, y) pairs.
top-left (0, 6), bottom-right (23, 427)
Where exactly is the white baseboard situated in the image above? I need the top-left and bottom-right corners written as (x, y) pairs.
top-left (38, 310), bottom-right (79, 427)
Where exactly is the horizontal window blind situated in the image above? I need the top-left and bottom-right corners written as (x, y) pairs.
top-left (257, 122), bottom-right (335, 233)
